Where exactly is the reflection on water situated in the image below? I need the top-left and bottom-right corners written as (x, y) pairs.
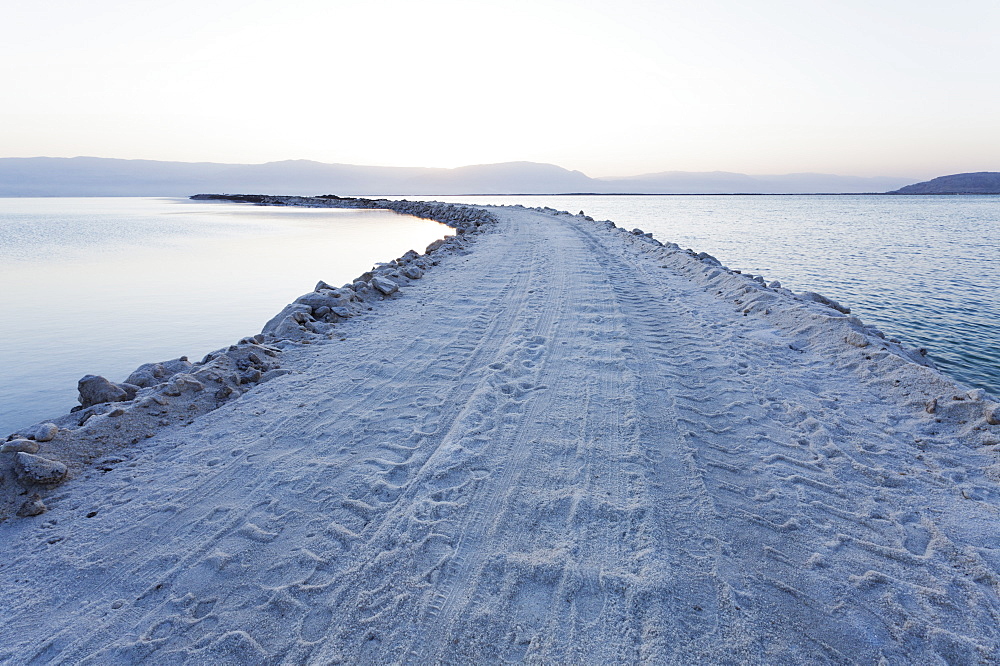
top-left (397, 194), bottom-right (1000, 397)
top-left (0, 197), bottom-right (451, 435)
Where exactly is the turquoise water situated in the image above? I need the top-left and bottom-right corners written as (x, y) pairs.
top-left (397, 194), bottom-right (1000, 398)
top-left (0, 198), bottom-right (451, 435)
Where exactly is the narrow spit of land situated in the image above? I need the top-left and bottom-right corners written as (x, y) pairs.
top-left (2, 202), bottom-right (999, 663)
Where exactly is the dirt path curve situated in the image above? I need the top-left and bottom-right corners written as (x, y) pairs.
top-left (2, 206), bottom-right (999, 664)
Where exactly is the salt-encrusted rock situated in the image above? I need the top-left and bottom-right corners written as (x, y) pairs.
top-left (845, 331), bottom-right (870, 348)
top-left (986, 403), bottom-right (1000, 426)
top-left (768, 281), bottom-right (782, 289)
top-left (125, 362), bottom-right (169, 388)
top-left (295, 291), bottom-right (343, 311)
top-left (15, 452), bottom-right (68, 485)
top-left (260, 368), bottom-right (294, 383)
top-left (169, 356), bottom-right (193, 369)
top-left (33, 423), bottom-right (58, 442)
top-left (78, 375), bottom-right (129, 408)
top-left (262, 303), bottom-right (312, 337)
top-left (271, 317), bottom-right (309, 340)
top-left (696, 252), bottom-right (722, 266)
top-left (120, 356), bottom-right (194, 390)
top-left (16, 495), bottom-right (47, 518)
top-left (402, 265), bottom-right (424, 280)
top-left (330, 306), bottom-right (352, 318)
top-left (1, 439), bottom-right (39, 454)
top-left (798, 291), bottom-right (851, 315)
top-left (266, 308), bottom-right (325, 341)
top-left (241, 368), bottom-right (262, 384)
top-left (315, 280), bottom-right (336, 291)
top-left (163, 374), bottom-right (205, 396)
top-left (371, 276), bottom-right (399, 295)
top-left (426, 238), bottom-right (446, 253)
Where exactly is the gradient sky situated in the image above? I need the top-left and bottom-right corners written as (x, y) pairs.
top-left (2, 0), bottom-right (997, 178)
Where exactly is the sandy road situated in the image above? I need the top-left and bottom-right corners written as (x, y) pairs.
top-left (2, 205), bottom-right (999, 664)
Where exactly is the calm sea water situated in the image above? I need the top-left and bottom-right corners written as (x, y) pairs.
top-left (396, 194), bottom-right (1000, 398)
top-left (0, 198), bottom-right (451, 436)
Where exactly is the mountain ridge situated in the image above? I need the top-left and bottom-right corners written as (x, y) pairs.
top-left (0, 156), bottom-right (920, 196)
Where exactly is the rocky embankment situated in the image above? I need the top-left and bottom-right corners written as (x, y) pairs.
top-left (0, 196), bottom-right (496, 521)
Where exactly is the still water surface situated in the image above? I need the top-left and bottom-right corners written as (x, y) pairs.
top-left (397, 194), bottom-right (999, 398)
top-left (0, 197), bottom-right (451, 435)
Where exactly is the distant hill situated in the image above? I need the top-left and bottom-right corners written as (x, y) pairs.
top-left (891, 172), bottom-right (1000, 194)
top-left (0, 156), bottom-right (916, 196)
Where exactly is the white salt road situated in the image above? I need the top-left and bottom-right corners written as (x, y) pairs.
top-left (2, 205), bottom-right (1000, 664)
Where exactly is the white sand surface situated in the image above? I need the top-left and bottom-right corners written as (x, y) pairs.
top-left (2, 202), bottom-right (1000, 663)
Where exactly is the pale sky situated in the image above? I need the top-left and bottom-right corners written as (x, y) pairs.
top-left (2, 0), bottom-right (997, 178)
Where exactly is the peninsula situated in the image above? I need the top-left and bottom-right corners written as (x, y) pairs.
top-left (1, 196), bottom-right (998, 663)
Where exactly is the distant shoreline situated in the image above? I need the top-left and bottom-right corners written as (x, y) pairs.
top-left (386, 191), bottom-right (1000, 197)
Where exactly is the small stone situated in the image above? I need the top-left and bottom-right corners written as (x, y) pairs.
top-left (402, 265), bottom-right (424, 280)
top-left (1, 439), bottom-right (40, 454)
top-left (925, 398), bottom-right (938, 414)
top-left (33, 423), bottom-right (59, 442)
top-left (78, 374), bottom-right (128, 408)
top-left (15, 452), bottom-right (68, 485)
top-left (16, 495), bottom-right (47, 518)
top-left (295, 291), bottom-right (341, 312)
top-left (986, 404), bottom-right (1000, 426)
top-left (125, 362), bottom-right (167, 388)
top-left (371, 276), bottom-right (398, 295)
top-left (845, 331), bottom-right (869, 348)
top-left (241, 368), bottom-right (262, 384)
top-left (167, 374), bottom-right (205, 395)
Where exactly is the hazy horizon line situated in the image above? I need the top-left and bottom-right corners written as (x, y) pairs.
top-left (0, 154), bottom-right (940, 181)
